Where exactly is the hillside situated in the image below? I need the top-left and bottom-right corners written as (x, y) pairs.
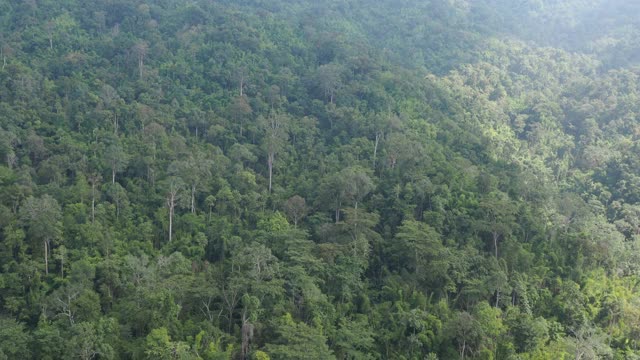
top-left (1, 0), bottom-right (640, 359)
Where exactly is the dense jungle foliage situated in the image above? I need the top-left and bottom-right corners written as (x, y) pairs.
top-left (1, 0), bottom-right (640, 358)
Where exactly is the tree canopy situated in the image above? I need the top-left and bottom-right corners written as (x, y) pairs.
top-left (1, 0), bottom-right (640, 359)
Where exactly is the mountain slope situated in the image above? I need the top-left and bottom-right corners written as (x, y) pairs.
top-left (1, 1), bottom-right (640, 359)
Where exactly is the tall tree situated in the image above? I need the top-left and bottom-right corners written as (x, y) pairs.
top-left (341, 166), bottom-right (374, 210)
top-left (475, 191), bottom-right (517, 258)
top-left (164, 178), bottom-right (184, 244)
top-left (19, 195), bottom-right (62, 275)
top-left (259, 112), bottom-right (290, 193)
top-left (283, 195), bottom-right (308, 227)
top-left (132, 41), bottom-right (149, 79)
top-left (169, 149), bottom-right (213, 213)
top-left (316, 63), bottom-right (342, 104)
top-left (102, 136), bottom-right (128, 184)
top-left (88, 173), bottom-right (101, 223)
top-left (99, 85), bottom-right (123, 135)
top-left (228, 95), bottom-right (253, 137)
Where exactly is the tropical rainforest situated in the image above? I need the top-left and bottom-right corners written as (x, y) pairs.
top-left (1, 0), bottom-right (640, 359)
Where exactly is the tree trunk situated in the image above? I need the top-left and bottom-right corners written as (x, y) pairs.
top-left (112, 167), bottom-right (116, 184)
top-left (241, 313), bottom-right (253, 360)
top-left (44, 240), bottom-right (49, 275)
top-left (222, 287), bottom-right (239, 333)
top-left (191, 185), bottom-right (196, 213)
top-left (354, 200), bottom-right (359, 233)
top-left (169, 203), bottom-right (173, 243)
top-left (373, 132), bottom-right (380, 169)
top-left (461, 339), bottom-right (466, 360)
top-left (493, 231), bottom-right (499, 258)
top-left (167, 189), bottom-right (177, 243)
top-left (268, 153), bottom-right (274, 193)
top-left (91, 184), bottom-right (96, 223)
top-left (60, 252), bottom-right (64, 278)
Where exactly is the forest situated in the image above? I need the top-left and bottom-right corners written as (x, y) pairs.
top-left (1, 0), bottom-right (640, 359)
